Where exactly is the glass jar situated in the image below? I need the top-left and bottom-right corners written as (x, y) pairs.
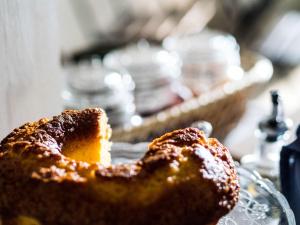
top-left (163, 29), bottom-right (242, 95)
top-left (62, 59), bottom-right (139, 128)
top-left (103, 41), bottom-right (191, 116)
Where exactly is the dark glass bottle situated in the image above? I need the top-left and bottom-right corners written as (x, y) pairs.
top-left (280, 125), bottom-right (300, 224)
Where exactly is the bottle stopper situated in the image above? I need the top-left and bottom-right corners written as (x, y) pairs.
top-left (258, 90), bottom-right (292, 142)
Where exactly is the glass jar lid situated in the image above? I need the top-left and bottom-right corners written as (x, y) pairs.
top-left (65, 60), bottom-right (134, 94)
top-left (163, 29), bottom-right (240, 66)
top-left (103, 41), bottom-right (181, 77)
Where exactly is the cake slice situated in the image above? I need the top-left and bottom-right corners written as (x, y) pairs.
top-left (61, 109), bottom-right (112, 165)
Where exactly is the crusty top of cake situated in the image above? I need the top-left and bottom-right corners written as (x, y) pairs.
top-left (0, 109), bottom-right (239, 225)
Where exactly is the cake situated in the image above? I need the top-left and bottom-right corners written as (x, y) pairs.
top-left (0, 108), bottom-right (239, 225)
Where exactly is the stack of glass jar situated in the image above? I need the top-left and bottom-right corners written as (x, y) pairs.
top-left (62, 58), bottom-right (139, 128)
top-left (163, 29), bottom-right (243, 95)
top-left (103, 41), bottom-right (191, 116)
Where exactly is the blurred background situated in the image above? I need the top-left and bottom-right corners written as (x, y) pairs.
top-left (1, 0), bottom-right (300, 159)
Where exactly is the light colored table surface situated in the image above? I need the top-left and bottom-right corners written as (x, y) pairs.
top-left (225, 68), bottom-right (300, 159)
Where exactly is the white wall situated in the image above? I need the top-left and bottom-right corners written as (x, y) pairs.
top-left (0, 1), bottom-right (62, 139)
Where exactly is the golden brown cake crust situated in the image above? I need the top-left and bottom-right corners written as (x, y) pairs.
top-left (0, 108), bottom-right (239, 225)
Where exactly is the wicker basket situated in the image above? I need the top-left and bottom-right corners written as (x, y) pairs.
top-left (112, 51), bottom-right (273, 142)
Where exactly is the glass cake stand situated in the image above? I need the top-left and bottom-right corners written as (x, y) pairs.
top-left (111, 143), bottom-right (296, 225)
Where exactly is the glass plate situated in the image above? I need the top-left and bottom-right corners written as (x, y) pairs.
top-left (111, 143), bottom-right (296, 225)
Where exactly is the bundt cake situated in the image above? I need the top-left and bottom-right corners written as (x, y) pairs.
top-left (0, 108), bottom-right (239, 225)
